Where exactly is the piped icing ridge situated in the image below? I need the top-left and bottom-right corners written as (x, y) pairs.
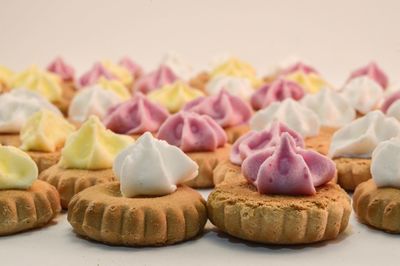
top-left (161, 51), bottom-right (193, 80)
top-left (205, 75), bottom-right (254, 100)
top-left (183, 90), bottom-right (252, 128)
top-left (134, 64), bottom-right (178, 94)
top-left (242, 133), bottom-right (336, 195)
top-left (280, 62), bottom-right (318, 76)
top-left (118, 57), bottom-right (143, 79)
top-left (103, 93), bottom-right (169, 135)
top-left (47, 57), bottom-right (75, 81)
top-left (157, 111), bottom-right (227, 152)
top-left (381, 91), bottom-right (400, 121)
top-left (348, 62), bottom-right (388, 89)
top-left (230, 121), bottom-right (304, 165)
top-left (96, 77), bottom-right (131, 100)
top-left (251, 78), bottom-right (305, 110)
top-left (79, 61), bottom-right (133, 87)
top-left (328, 111), bottom-right (400, 159)
top-left (113, 132), bottom-right (198, 197)
top-left (371, 138), bottom-right (400, 188)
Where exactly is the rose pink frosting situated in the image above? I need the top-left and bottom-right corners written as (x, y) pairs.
top-left (381, 91), bottom-right (400, 113)
top-left (119, 57), bottom-right (143, 79)
top-left (79, 62), bottom-right (116, 87)
top-left (230, 121), bottom-right (304, 165)
top-left (250, 78), bottom-right (305, 110)
top-left (183, 90), bottom-right (252, 128)
top-left (157, 111), bottom-right (227, 152)
top-left (47, 57), bottom-right (75, 81)
top-left (242, 133), bottom-right (336, 195)
top-left (281, 62), bottom-right (318, 75)
top-left (134, 64), bottom-right (178, 94)
top-left (103, 93), bottom-right (169, 134)
top-left (348, 62), bottom-right (388, 89)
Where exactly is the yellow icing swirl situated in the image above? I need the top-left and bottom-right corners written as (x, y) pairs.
top-left (0, 146), bottom-right (38, 190)
top-left (286, 71), bottom-right (328, 94)
top-left (59, 116), bottom-right (133, 170)
top-left (20, 110), bottom-right (76, 153)
top-left (210, 58), bottom-right (261, 87)
top-left (11, 65), bottom-right (63, 102)
top-left (0, 66), bottom-right (14, 88)
top-left (102, 61), bottom-right (133, 87)
top-left (148, 81), bottom-right (204, 113)
top-left (97, 77), bottom-right (130, 100)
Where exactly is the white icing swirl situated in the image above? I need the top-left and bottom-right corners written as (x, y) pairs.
top-left (250, 98), bottom-right (320, 137)
top-left (206, 75), bottom-right (254, 100)
top-left (329, 111), bottom-right (400, 158)
top-left (113, 132), bottom-right (198, 197)
top-left (0, 89), bottom-right (61, 133)
top-left (161, 51), bottom-right (193, 80)
top-left (371, 138), bottom-right (400, 188)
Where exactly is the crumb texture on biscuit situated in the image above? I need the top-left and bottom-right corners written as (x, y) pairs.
top-left (353, 179), bottom-right (400, 233)
top-left (67, 182), bottom-right (207, 246)
top-left (213, 160), bottom-right (243, 186)
top-left (334, 157), bottom-right (371, 191)
top-left (225, 124), bottom-right (250, 144)
top-left (28, 151), bottom-right (61, 173)
top-left (305, 126), bottom-right (336, 155)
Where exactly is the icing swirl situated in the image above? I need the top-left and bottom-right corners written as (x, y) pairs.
top-left (348, 62), bottom-right (388, 89)
top-left (47, 57), bottom-right (75, 81)
top-left (210, 58), bottom-right (260, 87)
top-left (371, 138), bottom-right (400, 188)
top-left (134, 64), bottom-right (178, 94)
top-left (205, 75), bottom-right (254, 100)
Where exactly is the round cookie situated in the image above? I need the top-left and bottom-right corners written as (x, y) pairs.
top-left (189, 72), bottom-right (209, 92)
top-left (0, 134), bottom-right (21, 147)
top-left (39, 164), bottom-right (116, 209)
top-left (333, 157), bottom-right (371, 191)
top-left (225, 124), bottom-right (250, 144)
top-left (213, 160), bottom-right (243, 186)
top-left (207, 179), bottom-right (351, 244)
top-left (0, 180), bottom-right (61, 235)
top-left (68, 182), bottom-right (208, 246)
top-left (305, 126), bottom-right (337, 155)
top-left (27, 151), bottom-right (61, 173)
top-left (353, 179), bottom-right (400, 233)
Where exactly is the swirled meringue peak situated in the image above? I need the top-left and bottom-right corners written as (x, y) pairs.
top-left (340, 76), bottom-right (383, 114)
top-left (0, 89), bottom-right (61, 133)
top-left (348, 62), bottom-right (388, 89)
top-left (183, 90), bottom-right (252, 128)
top-left (161, 51), bottom-right (193, 80)
top-left (157, 111), bottom-right (227, 152)
top-left (103, 93), bottom-right (169, 134)
top-left (381, 91), bottom-right (400, 121)
top-left (118, 57), bottom-right (143, 79)
top-left (251, 78), bottom-right (305, 110)
top-left (371, 138), bottom-right (400, 188)
top-left (250, 98), bottom-right (320, 137)
top-left (281, 61), bottom-right (318, 76)
top-left (328, 111), bottom-right (400, 159)
top-left (301, 88), bottom-right (356, 127)
top-left (47, 57), bottom-right (75, 81)
top-left (205, 75), bottom-right (254, 100)
top-left (230, 121), bottom-right (304, 165)
top-left (242, 133), bottom-right (336, 195)
top-left (79, 62), bottom-right (116, 87)
top-left (134, 64), bottom-right (178, 94)
top-left (113, 132), bottom-right (198, 197)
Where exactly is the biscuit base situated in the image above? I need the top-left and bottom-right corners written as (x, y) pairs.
top-left (213, 160), bottom-right (243, 186)
top-left (225, 124), bottom-right (250, 144)
top-left (27, 151), bottom-right (61, 173)
top-left (334, 157), bottom-right (371, 191)
top-left (68, 182), bottom-right (208, 246)
top-left (39, 164), bottom-right (116, 209)
top-left (188, 72), bottom-right (210, 92)
top-left (353, 179), bottom-right (400, 233)
top-left (53, 83), bottom-right (76, 115)
top-left (207, 180), bottom-right (351, 244)
top-left (0, 180), bottom-right (61, 235)
top-left (185, 145), bottom-right (230, 188)
top-left (0, 133), bottom-right (21, 147)
top-left (305, 126), bottom-right (337, 155)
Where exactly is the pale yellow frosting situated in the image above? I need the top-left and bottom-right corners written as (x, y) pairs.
top-left (0, 146), bottom-right (38, 190)
top-left (20, 110), bottom-right (76, 153)
top-left (148, 81), bottom-right (204, 113)
top-left (0, 66), bottom-right (14, 87)
top-left (97, 77), bottom-right (130, 100)
top-left (286, 71), bottom-right (328, 94)
top-left (102, 61), bottom-right (133, 87)
top-left (11, 65), bottom-right (63, 102)
top-left (59, 116), bottom-right (133, 170)
top-left (210, 58), bottom-right (261, 87)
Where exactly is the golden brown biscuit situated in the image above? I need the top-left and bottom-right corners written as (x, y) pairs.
top-left (185, 145), bottom-right (230, 188)
top-left (225, 124), bottom-right (250, 144)
top-left (353, 179), bottom-right (400, 233)
top-left (207, 179), bottom-right (351, 244)
top-left (189, 72), bottom-right (210, 92)
top-left (27, 151), bottom-right (61, 173)
top-left (0, 134), bottom-right (21, 147)
top-left (305, 126), bottom-right (337, 155)
top-left (213, 160), bottom-right (243, 186)
top-left (334, 157), bottom-right (371, 191)
top-left (0, 180), bottom-right (61, 235)
top-left (68, 182), bottom-right (208, 246)
top-left (53, 83), bottom-right (76, 115)
top-left (39, 164), bottom-right (116, 209)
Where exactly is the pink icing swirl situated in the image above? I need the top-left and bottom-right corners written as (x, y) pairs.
top-left (183, 90), bottom-right (252, 128)
top-left (230, 121), bottom-right (304, 165)
top-left (79, 62), bottom-right (116, 87)
top-left (134, 64), bottom-right (178, 94)
top-left (242, 133), bottom-right (335, 195)
top-left (348, 62), bottom-right (388, 89)
top-left (381, 91), bottom-right (400, 113)
top-left (103, 93), bottom-right (169, 134)
top-left (281, 62), bottom-right (318, 75)
top-left (157, 111), bottom-right (227, 152)
top-left (119, 57), bottom-right (143, 79)
top-left (250, 78), bottom-right (305, 110)
top-left (47, 57), bottom-right (75, 81)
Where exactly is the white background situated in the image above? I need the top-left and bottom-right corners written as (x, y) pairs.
top-left (1, 1), bottom-right (400, 265)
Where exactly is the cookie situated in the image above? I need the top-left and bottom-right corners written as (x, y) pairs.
top-left (225, 124), bottom-right (250, 144)
top-left (0, 134), bottom-right (21, 147)
top-left (353, 179), bottom-right (400, 233)
top-left (189, 72), bottom-right (210, 92)
top-left (207, 180), bottom-right (351, 244)
top-left (39, 164), bottom-right (116, 209)
top-left (305, 126), bottom-right (337, 155)
top-left (68, 182), bottom-right (208, 246)
top-left (53, 83), bottom-right (76, 115)
top-left (334, 157), bottom-right (371, 191)
top-left (27, 151), bottom-right (60, 173)
top-left (0, 180), bottom-right (61, 235)
top-left (213, 160), bottom-right (243, 186)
